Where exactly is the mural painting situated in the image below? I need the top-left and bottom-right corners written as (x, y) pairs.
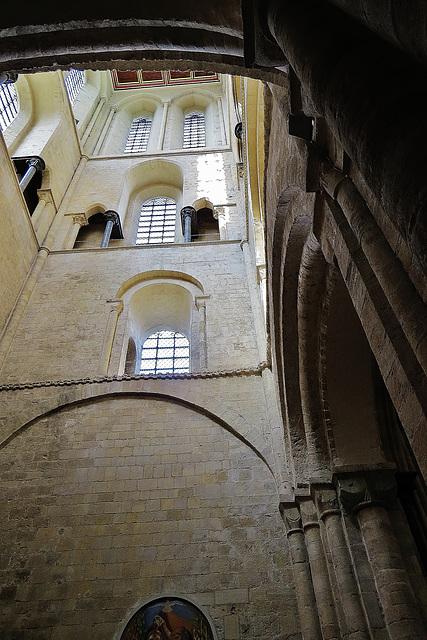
top-left (121, 598), bottom-right (215, 640)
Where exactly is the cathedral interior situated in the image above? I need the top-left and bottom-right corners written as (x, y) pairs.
top-left (0, 1), bottom-right (426, 639)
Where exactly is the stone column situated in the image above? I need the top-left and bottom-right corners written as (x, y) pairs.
top-left (101, 210), bottom-right (121, 248)
top-left (99, 298), bottom-right (124, 375)
top-left (180, 206), bottom-right (197, 243)
top-left (63, 213), bottom-right (88, 250)
top-left (158, 100), bottom-right (170, 150)
top-left (32, 188), bottom-right (56, 242)
top-left (338, 473), bottom-right (426, 640)
top-left (19, 157), bottom-right (45, 192)
top-left (214, 206), bottom-right (227, 240)
top-left (93, 104), bottom-right (117, 155)
top-left (195, 296), bottom-right (209, 370)
top-left (81, 96), bottom-right (106, 147)
top-left (281, 504), bottom-right (322, 640)
top-left (317, 488), bottom-right (370, 640)
top-left (217, 96), bottom-right (226, 145)
top-left (299, 499), bottom-right (340, 640)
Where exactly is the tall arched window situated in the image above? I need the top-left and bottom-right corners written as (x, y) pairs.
top-left (140, 330), bottom-right (190, 374)
top-left (124, 116), bottom-right (152, 153)
top-left (136, 197), bottom-right (176, 244)
top-left (65, 69), bottom-right (85, 104)
top-left (183, 111), bottom-right (205, 148)
top-left (0, 83), bottom-right (18, 131)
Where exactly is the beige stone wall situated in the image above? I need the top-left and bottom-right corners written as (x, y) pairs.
top-left (0, 395), bottom-right (297, 640)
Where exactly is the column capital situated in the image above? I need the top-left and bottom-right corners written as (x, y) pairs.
top-left (280, 503), bottom-right (303, 535)
top-left (103, 210), bottom-right (124, 239)
top-left (314, 487), bottom-right (340, 520)
top-left (336, 471), bottom-right (397, 514)
top-left (27, 156), bottom-right (46, 172)
top-left (180, 206), bottom-right (197, 236)
top-left (36, 188), bottom-right (55, 207)
top-left (195, 295), bottom-right (210, 311)
top-left (0, 71), bottom-right (18, 84)
top-left (67, 212), bottom-right (88, 226)
top-left (298, 498), bottom-right (319, 531)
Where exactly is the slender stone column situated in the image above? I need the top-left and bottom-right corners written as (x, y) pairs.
top-left (93, 105), bottom-right (117, 155)
top-left (317, 488), bottom-right (370, 639)
top-left (19, 157), bottom-right (45, 192)
top-left (158, 100), bottom-right (170, 150)
top-left (338, 474), bottom-right (426, 640)
top-left (180, 206), bottom-right (197, 243)
top-left (299, 499), bottom-right (341, 640)
top-left (63, 213), bottom-right (88, 250)
top-left (99, 298), bottom-right (124, 374)
top-left (217, 96), bottom-right (226, 145)
top-left (32, 188), bottom-right (56, 243)
top-left (101, 210), bottom-right (121, 248)
top-left (214, 206), bottom-right (227, 240)
top-left (81, 96), bottom-right (106, 147)
top-left (281, 504), bottom-right (322, 640)
top-left (195, 296), bottom-right (209, 370)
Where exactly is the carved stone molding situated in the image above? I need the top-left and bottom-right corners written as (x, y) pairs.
top-left (315, 487), bottom-right (340, 520)
top-left (280, 503), bottom-right (302, 535)
top-left (299, 498), bottom-right (319, 531)
top-left (337, 472), bottom-right (397, 514)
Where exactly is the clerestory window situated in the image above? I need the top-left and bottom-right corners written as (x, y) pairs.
top-left (65, 69), bottom-right (85, 104)
top-left (183, 111), bottom-right (205, 148)
top-left (0, 83), bottom-right (18, 131)
top-left (140, 330), bottom-right (190, 374)
top-left (136, 197), bottom-right (176, 244)
top-left (124, 117), bottom-right (152, 153)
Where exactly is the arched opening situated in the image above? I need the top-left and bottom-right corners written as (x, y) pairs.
top-left (120, 597), bottom-right (215, 640)
top-left (74, 211), bottom-right (105, 248)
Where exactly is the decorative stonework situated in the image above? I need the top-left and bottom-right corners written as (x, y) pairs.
top-left (280, 504), bottom-right (302, 535)
top-left (337, 472), bottom-right (397, 514)
top-left (0, 361), bottom-right (271, 392)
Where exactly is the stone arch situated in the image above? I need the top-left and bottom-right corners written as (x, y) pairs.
top-left (103, 94), bottom-right (163, 156)
top-left (0, 385), bottom-right (276, 481)
top-left (74, 203), bottom-right (108, 248)
top-left (167, 89), bottom-right (222, 149)
top-left (116, 272), bottom-right (205, 374)
top-left (118, 159), bottom-right (183, 235)
top-left (268, 185), bottom-right (313, 490)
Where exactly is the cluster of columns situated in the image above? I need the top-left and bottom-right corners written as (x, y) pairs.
top-left (281, 473), bottom-right (425, 640)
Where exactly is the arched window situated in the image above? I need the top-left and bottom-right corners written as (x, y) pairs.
top-left (136, 197), bottom-right (176, 244)
top-left (183, 111), bottom-right (205, 148)
top-left (140, 330), bottom-right (190, 374)
top-left (65, 69), bottom-right (85, 104)
top-left (124, 116), bottom-right (152, 153)
top-left (0, 83), bottom-right (18, 131)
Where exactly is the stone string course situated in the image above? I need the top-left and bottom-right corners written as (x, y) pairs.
top-left (0, 362), bottom-right (270, 392)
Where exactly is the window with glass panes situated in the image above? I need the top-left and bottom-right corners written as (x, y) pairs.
top-left (0, 83), bottom-right (18, 131)
top-left (136, 197), bottom-right (176, 244)
top-left (65, 69), bottom-right (85, 104)
top-left (140, 331), bottom-right (190, 374)
top-left (124, 117), bottom-right (152, 153)
top-left (183, 111), bottom-right (205, 148)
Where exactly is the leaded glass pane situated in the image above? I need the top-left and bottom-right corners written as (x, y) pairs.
top-left (136, 197), bottom-right (176, 245)
top-left (124, 117), bottom-right (152, 153)
top-left (140, 331), bottom-right (190, 374)
top-left (183, 111), bottom-right (205, 148)
top-left (65, 69), bottom-right (85, 104)
top-left (0, 83), bottom-right (18, 131)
